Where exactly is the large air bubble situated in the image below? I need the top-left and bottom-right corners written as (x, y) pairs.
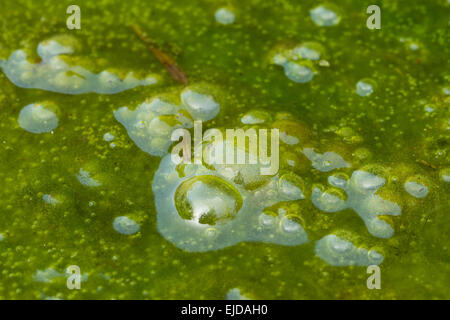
top-left (174, 175), bottom-right (243, 225)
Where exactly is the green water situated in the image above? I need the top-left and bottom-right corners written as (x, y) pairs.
top-left (0, 0), bottom-right (449, 299)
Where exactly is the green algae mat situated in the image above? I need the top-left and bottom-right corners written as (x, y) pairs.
top-left (0, 0), bottom-right (449, 300)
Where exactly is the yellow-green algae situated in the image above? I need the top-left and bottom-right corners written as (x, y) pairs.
top-left (0, 0), bottom-right (449, 299)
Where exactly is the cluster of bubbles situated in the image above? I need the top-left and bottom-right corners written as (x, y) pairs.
top-left (0, 3), bottom-right (444, 299)
top-left (312, 171), bottom-right (402, 239)
top-left (271, 5), bottom-right (381, 103)
top-left (42, 194), bottom-right (60, 206)
top-left (33, 268), bottom-right (88, 284)
top-left (110, 87), bottom-right (223, 238)
top-left (152, 146), bottom-right (309, 252)
top-left (103, 132), bottom-right (116, 148)
top-left (114, 88), bottom-right (219, 156)
top-left (310, 5), bottom-right (341, 27)
top-left (0, 37), bottom-right (158, 94)
top-left (145, 99), bottom-right (438, 267)
top-left (315, 235), bottom-right (383, 266)
top-left (8, 5), bottom-right (440, 284)
top-left (271, 42), bottom-right (327, 83)
top-left (147, 107), bottom-right (400, 266)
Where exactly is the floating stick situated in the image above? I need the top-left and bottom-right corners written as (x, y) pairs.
top-left (131, 24), bottom-right (188, 85)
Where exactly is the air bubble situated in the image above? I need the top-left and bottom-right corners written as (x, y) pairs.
top-left (283, 61), bottom-right (314, 83)
top-left (279, 173), bottom-right (305, 200)
top-left (76, 168), bottom-right (101, 187)
top-left (181, 89), bottom-right (220, 121)
top-left (43, 194), bottom-right (59, 205)
top-left (259, 213), bottom-right (276, 227)
top-left (280, 217), bottom-right (302, 233)
top-left (113, 216), bottom-right (140, 235)
top-left (404, 181), bottom-right (428, 198)
top-left (103, 132), bottom-right (115, 142)
top-left (310, 5), bottom-right (340, 27)
top-left (174, 175), bottom-right (243, 225)
top-left (18, 103), bottom-right (58, 134)
top-left (303, 148), bottom-right (350, 172)
top-left (215, 8), bottom-right (235, 25)
top-left (356, 80), bottom-right (374, 97)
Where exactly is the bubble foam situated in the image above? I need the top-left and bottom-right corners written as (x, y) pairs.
top-left (115, 88), bottom-right (220, 157)
top-left (1, 39), bottom-right (158, 94)
top-left (152, 149), bottom-right (309, 252)
top-left (303, 148), bottom-right (350, 172)
top-left (310, 5), bottom-right (340, 27)
top-left (312, 171), bottom-right (402, 238)
top-left (315, 234), bottom-right (383, 266)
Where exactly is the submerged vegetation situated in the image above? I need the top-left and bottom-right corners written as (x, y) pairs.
top-left (0, 0), bottom-right (449, 299)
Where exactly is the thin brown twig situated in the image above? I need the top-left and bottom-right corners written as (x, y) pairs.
top-left (130, 24), bottom-right (188, 85)
top-left (416, 159), bottom-right (437, 170)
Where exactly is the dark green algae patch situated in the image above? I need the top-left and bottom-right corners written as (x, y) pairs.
top-left (0, 0), bottom-right (449, 299)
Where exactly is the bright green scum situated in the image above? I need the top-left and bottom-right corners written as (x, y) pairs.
top-left (0, 0), bottom-right (449, 299)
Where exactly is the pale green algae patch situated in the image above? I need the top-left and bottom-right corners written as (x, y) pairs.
top-left (0, 0), bottom-right (449, 300)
